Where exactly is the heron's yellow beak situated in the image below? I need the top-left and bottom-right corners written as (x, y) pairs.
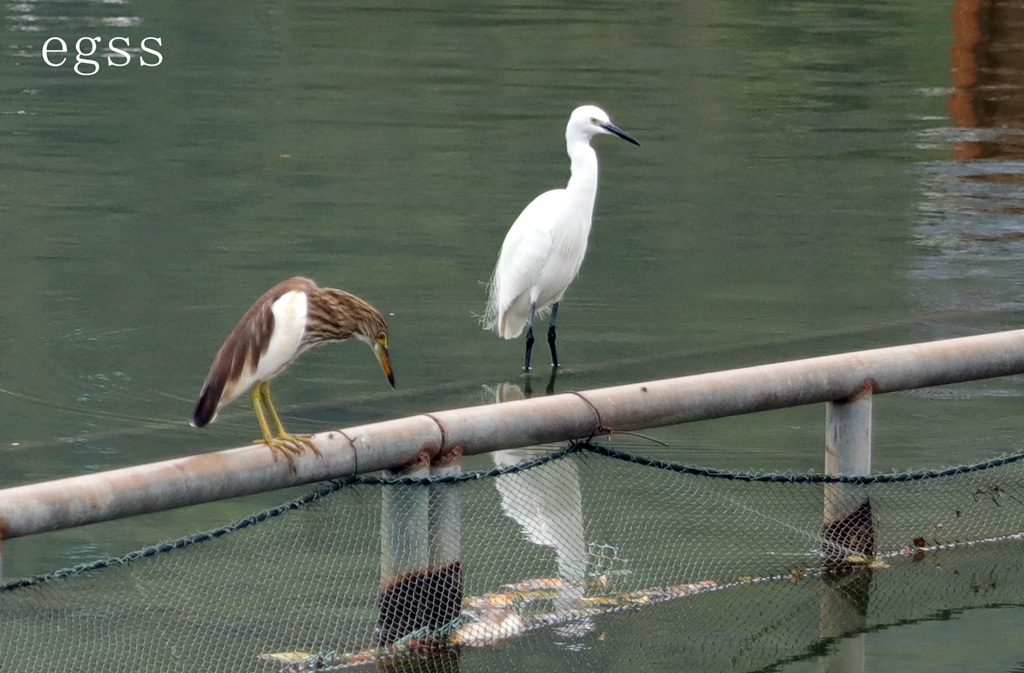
top-left (374, 342), bottom-right (395, 388)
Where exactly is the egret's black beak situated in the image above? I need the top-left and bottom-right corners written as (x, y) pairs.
top-left (601, 122), bottom-right (640, 147)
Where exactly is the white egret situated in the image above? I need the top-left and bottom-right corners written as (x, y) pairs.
top-left (191, 277), bottom-right (394, 470)
top-left (482, 105), bottom-right (640, 371)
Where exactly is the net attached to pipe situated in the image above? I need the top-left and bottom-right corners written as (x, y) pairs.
top-left (4, 440), bottom-right (1024, 673)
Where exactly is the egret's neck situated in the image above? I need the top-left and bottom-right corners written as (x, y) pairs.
top-left (565, 137), bottom-right (599, 212)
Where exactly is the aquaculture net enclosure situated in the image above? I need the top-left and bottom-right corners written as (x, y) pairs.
top-left (4, 440), bottom-right (1024, 672)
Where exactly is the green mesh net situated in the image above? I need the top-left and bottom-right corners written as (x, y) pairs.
top-left (4, 441), bottom-right (1024, 672)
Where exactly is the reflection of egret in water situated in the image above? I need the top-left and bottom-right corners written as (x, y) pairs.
top-left (525, 367), bottom-right (559, 398)
top-left (484, 369), bottom-right (558, 401)
top-left (489, 382), bottom-right (591, 640)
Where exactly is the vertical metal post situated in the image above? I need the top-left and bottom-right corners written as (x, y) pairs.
top-left (825, 390), bottom-right (872, 478)
top-left (378, 456), bottom-right (431, 647)
top-left (819, 387), bottom-right (873, 673)
top-left (428, 451), bottom-right (462, 572)
top-left (427, 449), bottom-right (463, 641)
top-left (823, 387), bottom-right (875, 571)
top-left (378, 449), bottom-right (464, 649)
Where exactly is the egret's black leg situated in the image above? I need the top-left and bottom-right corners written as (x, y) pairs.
top-left (523, 302), bottom-right (537, 372)
top-left (523, 373), bottom-right (534, 398)
top-left (524, 328), bottom-right (535, 371)
top-left (547, 302), bottom-right (560, 368)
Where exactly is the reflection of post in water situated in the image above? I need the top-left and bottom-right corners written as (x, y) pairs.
top-left (950, 0), bottom-right (1024, 160)
top-left (822, 388), bottom-right (874, 576)
top-left (378, 649), bottom-right (460, 673)
top-left (378, 448), bottom-right (464, 651)
top-left (818, 570), bottom-right (871, 673)
top-left (819, 389), bottom-right (873, 673)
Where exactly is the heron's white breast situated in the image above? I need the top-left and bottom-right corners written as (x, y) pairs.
top-left (252, 290), bottom-right (309, 382)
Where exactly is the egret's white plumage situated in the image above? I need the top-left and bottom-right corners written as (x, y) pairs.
top-left (483, 105), bottom-right (639, 370)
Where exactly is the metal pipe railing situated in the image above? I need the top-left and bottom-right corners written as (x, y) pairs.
top-left (3, 329), bottom-right (1024, 542)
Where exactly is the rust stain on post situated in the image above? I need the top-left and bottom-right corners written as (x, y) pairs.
top-left (837, 379), bottom-right (876, 405)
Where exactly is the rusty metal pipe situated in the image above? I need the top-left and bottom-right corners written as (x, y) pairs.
top-left (2, 329), bottom-right (1024, 541)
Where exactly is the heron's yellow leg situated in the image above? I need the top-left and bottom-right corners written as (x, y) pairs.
top-left (249, 384), bottom-right (276, 446)
top-left (258, 381), bottom-right (321, 458)
top-left (259, 380), bottom-right (290, 438)
top-left (250, 382), bottom-right (300, 472)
